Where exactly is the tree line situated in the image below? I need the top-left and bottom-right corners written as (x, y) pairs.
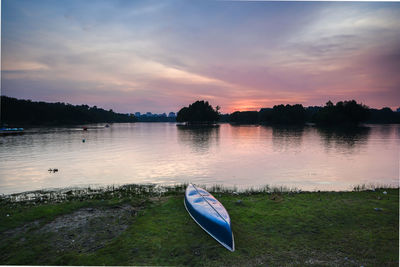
top-left (2, 97), bottom-right (398, 126)
top-left (177, 100), bottom-right (400, 125)
top-left (1, 96), bottom-right (137, 126)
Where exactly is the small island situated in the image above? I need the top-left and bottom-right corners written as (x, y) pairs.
top-left (176, 100), bottom-right (220, 125)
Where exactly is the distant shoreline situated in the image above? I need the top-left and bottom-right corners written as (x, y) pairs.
top-left (2, 96), bottom-right (400, 126)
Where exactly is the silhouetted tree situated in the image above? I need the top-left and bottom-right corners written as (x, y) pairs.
top-left (229, 111), bottom-right (259, 124)
top-left (218, 114), bottom-right (230, 122)
top-left (1, 96), bottom-right (137, 125)
top-left (305, 106), bottom-right (322, 122)
top-left (259, 104), bottom-right (306, 125)
top-left (176, 100), bottom-right (219, 124)
top-left (313, 100), bottom-right (369, 126)
top-left (367, 107), bottom-right (400, 123)
top-left (227, 101), bottom-right (395, 125)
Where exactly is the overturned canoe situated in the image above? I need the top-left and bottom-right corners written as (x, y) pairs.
top-left (184, 184), bottom-right (234, 252)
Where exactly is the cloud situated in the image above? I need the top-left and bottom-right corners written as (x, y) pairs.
top-left (2, 61), bottom-right (49, 71)
top-left (2, 1), bottom-right (400, 112)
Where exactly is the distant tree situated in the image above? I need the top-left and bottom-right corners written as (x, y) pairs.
top-left (272, 104), bottom-right (306, 124)
top-left (259, 104), bottom-right (306, 125)
top-left (226, 100), bottom-right (396, 125)
top-left (229, 111), bottom-right (259, 124)
top-left (258, 108), bottom-right (272, 123)
top-left (367, 107), bottom-right (400, 123)
top-left (0, 96), bottom-right (137, 125)
top-left (305, 106), bottom-right (322, 122)
top-left (176, 100), bottom-right (219, 124)
top-left (314, 100), bottom-right (370, 126)
top-left (218, 113), bottom-right (230, 122)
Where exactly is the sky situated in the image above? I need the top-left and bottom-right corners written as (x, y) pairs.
top-left (1, 0), bottom-right (400, 114)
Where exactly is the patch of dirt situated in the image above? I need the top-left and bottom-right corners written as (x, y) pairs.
top-left (1, 204), bottom-right (141, 253)
top-left (37, 204), bottom-right (138, 253)
top-left (269, 194), bottom-right (284, 202)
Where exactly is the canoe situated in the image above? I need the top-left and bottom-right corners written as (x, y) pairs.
top-left (184, 184), bottom-right (235, 252)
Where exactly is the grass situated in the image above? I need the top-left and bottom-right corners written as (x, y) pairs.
top-left (0, 184), bottom-right (398, 266)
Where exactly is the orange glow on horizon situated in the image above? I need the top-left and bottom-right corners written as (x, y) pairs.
top-left (224, 97), bottom-right (310, 113)
top-left (230, 105), bottom-right (261, 113)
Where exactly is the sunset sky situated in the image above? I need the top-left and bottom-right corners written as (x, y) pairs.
top-left (2, 0), bottom-right (400, 114)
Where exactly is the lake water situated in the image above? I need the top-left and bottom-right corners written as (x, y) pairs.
top-left (0, 123), bottom-right (399, 194)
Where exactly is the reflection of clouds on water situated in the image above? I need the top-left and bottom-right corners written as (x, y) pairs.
top-left (371, 124), bottom-right (400, 140)
top-left (271, 126), bottom-right (305, 152)
top-left (317, 126), bottom-right (370, 154)
top-left (177, 125), bottom-right (220, 153)
top-left (1, 123), bottom-right (399, 194)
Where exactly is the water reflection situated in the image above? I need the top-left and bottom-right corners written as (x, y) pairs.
top-left (270, 126), bottom-right (305, 152)
top-left (177, 125), bottom-right (220, 153)
top-left (316, 126), bottom-right (370, 153)
top-left (377, 124), bottom-right (393, 139)
top-left (0, 123), bottom-right (398, 194)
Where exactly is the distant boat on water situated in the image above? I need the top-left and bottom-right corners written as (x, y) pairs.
top-left (0, 127), bottom-right (24, 135)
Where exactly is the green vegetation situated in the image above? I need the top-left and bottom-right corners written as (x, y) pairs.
top-left (177, 100), bottom-right (220, 124)
top-left (1, 96), bottom-right (137, 126)
top-left (1, 184), bottom-right (398, 266)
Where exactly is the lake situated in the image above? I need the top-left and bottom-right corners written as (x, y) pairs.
top-left (0, 123), bottom-right (398, 194)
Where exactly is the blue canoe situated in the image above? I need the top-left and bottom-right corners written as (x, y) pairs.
top-left (184, 184), bottom-right (235, 252)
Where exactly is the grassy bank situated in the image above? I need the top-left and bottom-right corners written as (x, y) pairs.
top-left (0, 185), bottom-right (398, 266)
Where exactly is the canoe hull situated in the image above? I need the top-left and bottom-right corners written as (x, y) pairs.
top-left (184, 184), bottom-right (234, 252)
